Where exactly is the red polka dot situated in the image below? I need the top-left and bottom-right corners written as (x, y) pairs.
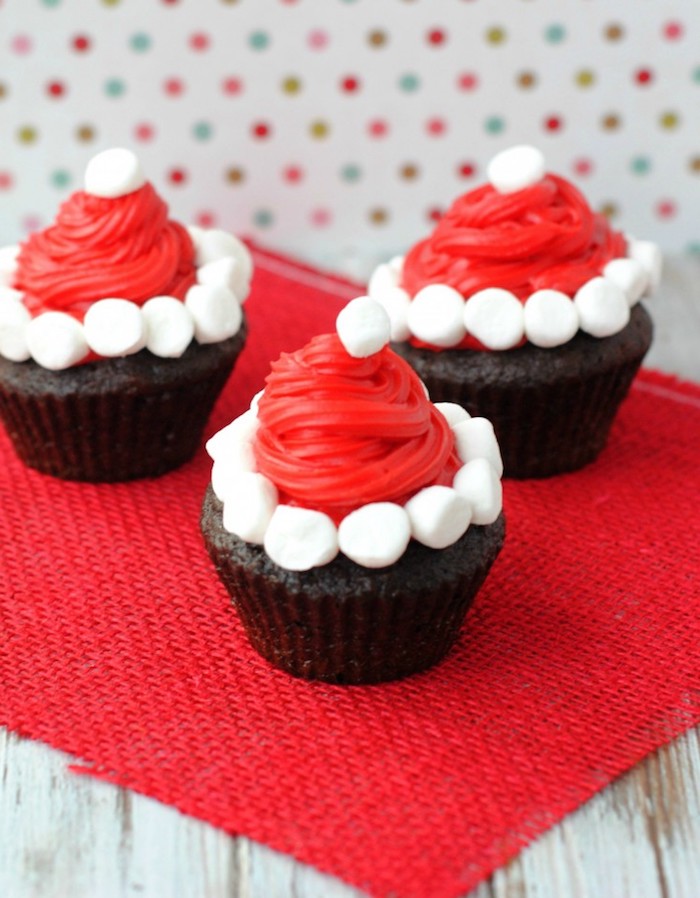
top-left (283, 165), bottom-right (304, 183)
top-left (427, 28), bottom-right (447, 46)
top-left (134, 123), bottom-right (155, 142)
top-left (428, 207), bottom-right (444, 223)
top-left (635, 68), bottom-right (654, 85)
top-left (457, 72), bottom-right (479, 91)
top-left (168, 168), bottom-right (188, 186)
top-left (457, 162), bottom-right (477, 178)
top-left (311, 208), bottom-right (332, 227)
top-left (196, 211), bottom-right (217, 228)
top-left (189, 32), bottom-right (210, 51)
top-left (573, 158), bottom-right (594, 176)
top-left (426, 118), bottom-right (446, 136)
top-left (162, 0), bottom-right (179, 4)
top-left (252, 122), bottom-right (271, 139)
top-left (0, 172), bottom-right (13, 190)
top-left (656, 199), bottom-right (677, 218)
top-left (341, 75), bottom-right (361, 93)
top-left (222, 77), bottom-right (243, 96)
top-left (72, 35), bottom-right (91, 53)
top-left (544, 115), bottom-right (563, 132)
top-left (663, 21), bottom-right (683, 40)
top-left (368, 119), bottom-right (388, 138)
top-left (46, 81), bottom-right (66, 98)
top-left (164, 77), bottom-right (185, 96)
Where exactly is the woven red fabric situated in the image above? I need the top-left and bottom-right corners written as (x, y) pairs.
top-left (1, 246), bottom-right (699, 898)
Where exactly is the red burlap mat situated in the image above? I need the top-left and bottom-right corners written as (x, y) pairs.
top-left (1, 247), bottom-right (699, 898)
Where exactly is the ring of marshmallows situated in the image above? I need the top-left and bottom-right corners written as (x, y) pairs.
top-left (207, 296), bottom-right (504, 572)
top-left (0, 149), bottom-right (251, 371)
top-left (369, 146), bottom-right (662, 351)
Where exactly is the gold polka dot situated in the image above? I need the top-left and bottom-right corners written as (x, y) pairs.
top-left (76, 124), bottom-right (96, 142)
top-left (599, 202), bottom-right (619, 220)
top-left (225, 166), bottom-right (245, 184)
top-left (660, 111), bottom-right (680, 130)
top-left (601, 113), bottom-right (621, 131)
top-left (575, 69), bottom-right (596, 88)
top-left (309, 120), bottom-right (329, 139)
top-left (486, 26), bottom-right (506, 45)
top-left (369, 208), bottom-right (388, 225)
top-left (17, 125), bottom-right (37, 144)
top-left (689, 155), bottom-right (700, 173)
top-left (604, 23), bottom-right (624, 41)
top-left (281, 76), bottom-right (302, 95)
top-left (399, 163), bottom-right (419, 181)
top-left (0, 83), bottom-right (7, 100)
top-left (368, 29), bottom-right (387, 47)
top-left (517, 71), bottom-right (537, 89)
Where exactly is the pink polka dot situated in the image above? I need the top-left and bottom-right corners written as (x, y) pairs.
top-left (308, 29), bottom-right (329, 50)
top-left (168, 168), bottom-right (188, 186)
top-left (573, 158), bottom-right (594, 177)
top-left (368, 119), bottom-right (389, 138)
top-left (196, 211), bottom-right (217, 228)
top-left (426, 118), bottom-right (446, 136)
top-left (134, 123), bottom-right (155, 142)
top-left (164, 77), bottom-right (185, 96)
top-left (311, 208), bottom-right (332, 227)
top-left (663, 20), bottom-right (684, 40)
top-left (222, 77), bottom-right (243, 96)
top-left (457, 72), bottom-right (479, 91)
top-left (189, 32), bottom-right (210, 51)
top-left (23, 215), bottom-right (42, 233)
top-left (283, 165), bottom-right (304, 183)
top-left (0, 172), bottom-right (13, 191)
top-left (656, 199), bottom-right (677, 218)
top-left (11, 35), bottom-right (32, 55)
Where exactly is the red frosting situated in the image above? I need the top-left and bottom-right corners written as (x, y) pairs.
top-left (254, 334), bottom-right (462, 524)
top-left (14, 183), bottom-right (196, 318)
top-left (401, 174), bottom-right (626, 301)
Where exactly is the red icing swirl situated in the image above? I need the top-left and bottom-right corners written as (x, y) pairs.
top-left (254, 334), bottom-right (461, 524)
top-left (402, 174), bottom-right (626, 300)
top-left (14, 183), bottom-right (196, 318)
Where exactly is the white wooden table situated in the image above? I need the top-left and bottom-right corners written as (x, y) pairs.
top-left (2, 257), bottom-right (700, 898)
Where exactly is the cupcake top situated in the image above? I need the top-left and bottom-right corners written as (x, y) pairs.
top-left (207, 297), bottom-right (504, 571)
top-left (369, 145), bottom-right (662, 351)
top-left (0, 148), bottom-right (251, 370)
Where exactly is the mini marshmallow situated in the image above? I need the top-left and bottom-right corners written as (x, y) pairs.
top-left (195, 230), bottom-right (253, 283)
top-left (26, 312), bottom-right (89, 370)
top-left (141, 295), bottom-right (195, 358)
top-left (404, 486), bottom-right (471, 550)
top-left (368, 263), bottom-right (399, 300)
top-left (205, 409), bottom-right (259, 463)
top-left (83, 298), bottom-right (147, 357)
top-left (338, 502), bottom-right (411, 568)
top-left (0, 245), bottom-right (19, 287)
top-left (628, 239), bottom-right (662, 292)
top-left (434, 402), bottom-right (470, 427)
top-left (523, 289), bottom-right (580, 348)
top-left (185, 284), bottom-right (243, 344)
top-left (464, 288), bottom-right (525, 350)
top-left (452, 417), bottom-right (504, 477)
top-left (487, 145), bottom-right (546, 194)
top-left (197, 256), bottom-right (250, 304)
top-left (221, 472), bottom-right (279, 544)
top-left (0, 287), bottom-right (24, 304)
top-left (388, 255), bottom-right (405, 276)
top-left (0, 300), bottom-right (31, 362)
top-left (83, 148), bottom-right (146, 199)
top-left (264, 505), bottom-right (339, 571)
top-left (249, 389), bottom-right (265, 414)
top-left (453, 459), bottom-right (503, 526)
top-left (374, 286), bottom-right (412, 342)
top-left (407, 284), bottom-right (466, 347)
top-left (336, 296), bottom-right (391, 358)
top-left (603, 258), bottom-right (648, 306)
top-left (574, 277), bottom-right (630, 338)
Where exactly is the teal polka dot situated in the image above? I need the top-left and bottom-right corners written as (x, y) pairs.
top-left (50, 169), bottom-right (71, 188)
top-left (544, 23), bottom-right (566, 43)
top-left (692, 66), bottom-right (700, 84)
top-left (253, 209), bottom-right (273, 228)
top-left (249, 31), bottom-right (270, 50)
top-left (41, 0), bottom-right (62, 6)
top-left (193, 121), bottom-right (213, 141)
top-left (130, 32), bottom-right (152, 52)
top-left (398, 73), bottom-right (420, 93)
top-left (104, 78), bottom-right (126, 98)
top-left (630, 156), bottom-right (651, 175)
top-left (686, 241), bottom-right (700, 255)
top-left (340, 163), bottom-right (361, 182)
top-left (484, 116), bottom-right (505, 135)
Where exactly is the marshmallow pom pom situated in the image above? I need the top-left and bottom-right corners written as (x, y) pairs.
top-left (141, 296), bottom-right (195, 358)
top-left (26, 312), bottom-right (89, 370)
top-left (197, 257), bottom-right (250, 304)
top-left (336, 296), bottom-right (391, 358)
top-left (221, 473), bottom-right (279, 544)
top-left (434, 402), bottom-right (470, 427)
top-left (0, 245), bottom-right (19, 287)
top-left (338, 502), bottom-right (411, 568)
top-left (628, 240), bottom-right (662, 293)
top-left (0, 287), bottom-right (24, 304)
top-left (0, 300), bottom-right (31, 362)
top-left (194, 229), bottom-right (253, 280)
top-left (264, 506), bottom-right (339, 571)
top-left (487, 145), bottom-right (546, 194)
top-left (603, 258), bottom-right (648, 306)
top-left (185, 284), bottom-right (242, 344)
top-left (464, 289), bottom-right (525, 350)
top-left (205, 409), bottom-right (259, 464)
top-left (83, 298), bottom-right (147, 357)
top-left (404, 486), bottom-right (472, 550)
top-left (574, 277), bottom-right (630, 338)
top-left (388, 255), bottom-right (405, 276)
top-left (368, 263), bottom-right (399, 301)
top-left (374, 286), bottom-right (412, 342)
top-left (83, 148), bottom-right (146, 199)
top-left (407, 284), bottom-right (466, 348)
top-left (523, 289), bottom-right (580, 348)
top-left (453, 459), bottom-right (503, 526)
top-left (452, 417), bottom-right (504, 477)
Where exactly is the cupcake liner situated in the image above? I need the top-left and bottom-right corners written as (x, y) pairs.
top-left (0, 325), bottom-right (246, 481)
top-left (201, 487), bottom-right (506, 684)
top-left (394, 304), bottom-right (653, 479)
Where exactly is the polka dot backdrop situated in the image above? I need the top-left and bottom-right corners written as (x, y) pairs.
top-left (1, 0), bottom-right (699, 276)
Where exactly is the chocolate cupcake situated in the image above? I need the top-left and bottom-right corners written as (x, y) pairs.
top-left (0, 148), bottom-right (250, 481)
top-left (201, 297), bottom-right (505, 684)
top-left (368, 146), bottom-right (658, 478)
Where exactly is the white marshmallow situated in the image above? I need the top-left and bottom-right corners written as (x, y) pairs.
top-left (338, 502), bottom-right (411, 568)
top-left (603, 258), bottom-right (648, 306)
top-left (197, 257), bottom-right (250, 304)
top-left (0, 245), bottom-right (20, 287)
top-left (373, 286), bottom-right (412, 342)
top-left (221, 472), bottom-right (279, 544)
top-left (0, 287), bottom-right (24, 304)
top-left (574, 277), bottom-right (630, 338)
top-left (388, 255), bottom-right (405, 276)
top-left (249, 389), bottom-right (265, 414)
top-left (26, 312), bottom-right (89, 370)
top-left (523, 289), bottom-right (580, 348)
top-left (434, 402), bottom-right (470, 427)
top-left (627, 239), bottom-right (662, 292)
top-left (464, 288), bottom-right (525, 350)
top-left (83, 148), bottom-right (146, 199)
top-left (368, 263), bottom-right (399, 300)
top-left (487, 145), bottom-right (546, 194)
top-left (187, 225), bottom-right (205, 249)
top-left (205, 409), bottom-right (259, 463)
top-left (0, 301), bottom-right (31, 362)
top-left (264, 505), bottom-right (339, 571)
top-left (195, 230), bottom-right (253, 283)
top-left (452, 417), bottom-right (504, 477)
top-left (83, 298), bottom-right (147, 357)
top-left (453, 459), bottom-right (503, 526)
top-left (404, 485), bottom-right (471, 550)
top-left (407, 284), bottom-right (466, 347)
top-left (185, 284), bottom-right (243, 344)
top-left (141, 295), bottom-right (194, 358)
top-left (336, 296), bottom-right (391, 358)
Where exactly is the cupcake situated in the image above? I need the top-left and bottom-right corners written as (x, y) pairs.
top-left (0, 148), bottom-right (250, 481)
top-left (201, 297), bottom-right (505, 684)
top-left (368, 146), bottom-right (658, 478)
